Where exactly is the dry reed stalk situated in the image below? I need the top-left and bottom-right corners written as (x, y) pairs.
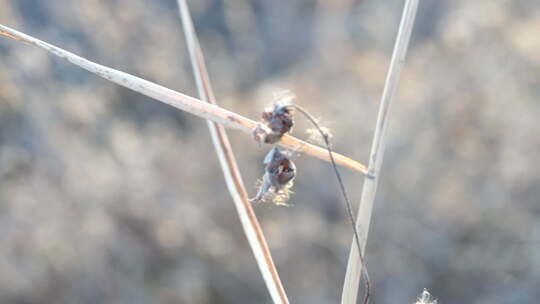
top-left (177, 1), bottom-right (288, 303)
top-left (341, 1), bottom-right (419, 303)
top-left (0, 24), bottom-right (366, 174)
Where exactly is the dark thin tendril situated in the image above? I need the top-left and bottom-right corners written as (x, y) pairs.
top-left (283, 104), bottom-right (371, 304)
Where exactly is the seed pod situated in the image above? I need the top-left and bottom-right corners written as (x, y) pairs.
top-left (260, 105), bottom-right (294, 144)
top-left (264, 147), bottom-right (296, 190)
top-left (251, 147), bottom-right (296, 203)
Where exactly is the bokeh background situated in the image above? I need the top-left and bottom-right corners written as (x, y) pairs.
top-left (1, 0), bottom-right (539, 303)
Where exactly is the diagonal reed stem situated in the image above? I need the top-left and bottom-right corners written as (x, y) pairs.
top-left (177, 1), bottom-right (289, 303)
top-left (0, 23), bottom-right (366, 174)
top-left (341, 1), bottom-right (419, 303)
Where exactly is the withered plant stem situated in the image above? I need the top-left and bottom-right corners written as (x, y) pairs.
top-left (0, 23), bottom-right (367, 174)
top-left (177, 1), bottom-right (289, 303)
top-left (341, 1), bottom-right (419, 303)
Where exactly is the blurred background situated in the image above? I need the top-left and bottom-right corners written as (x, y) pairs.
top-left (1, 0), bottom-right (539, 303)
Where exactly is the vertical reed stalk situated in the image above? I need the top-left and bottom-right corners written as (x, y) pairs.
top-left (341, 1), bottom-right (419, 303)
top-left (176, 1), bottom-right (289, 303)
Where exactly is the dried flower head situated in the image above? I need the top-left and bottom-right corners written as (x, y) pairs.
top-left (251, 147), bottom-right (296, 204)
top-left (252, 91), bottom-right (296, 145)
top-left (260, 104), bottom-right (294, 144)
